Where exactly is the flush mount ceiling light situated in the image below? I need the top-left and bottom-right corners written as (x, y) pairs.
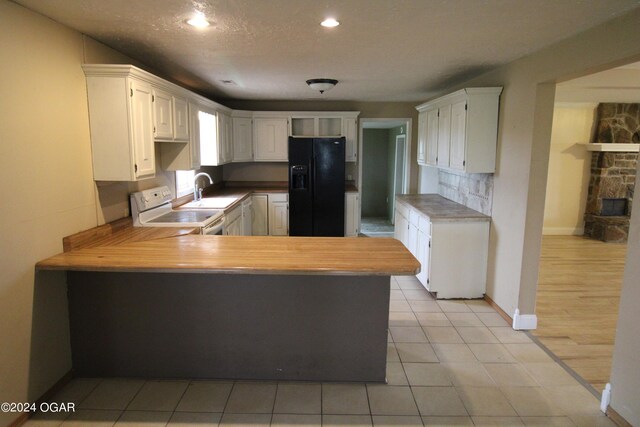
top-left (187, 12), bottom-right (210, 28)
top-left (320, 18), bottom-right (340, 28)
top-left (306, 78), bottom-right (338, 94)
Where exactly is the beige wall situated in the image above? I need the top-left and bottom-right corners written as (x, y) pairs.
top-left (417, 7), bottom-right (640, 421)
top-left (0, 3), bottom-right (92, 424)
top-left (0, 3), bottom-right (185, 424)
top-left (416, 8), bottom-right (640, 319)
top-left (542, 105), bottom-right (596, 235)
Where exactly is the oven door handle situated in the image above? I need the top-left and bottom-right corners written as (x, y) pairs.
top-left (203, 216), bottom-right (225, 235)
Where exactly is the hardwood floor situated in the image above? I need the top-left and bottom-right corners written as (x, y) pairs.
top-left (534, 235), bottom-right (627, 393)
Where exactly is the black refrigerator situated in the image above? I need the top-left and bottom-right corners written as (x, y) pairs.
top-left (289, 137), bottom-right (345, 236)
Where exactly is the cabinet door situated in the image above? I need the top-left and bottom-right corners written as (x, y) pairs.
top-left (251, 194), bottom-right (268, 236)
top-left (254, 118), bottom-right (288, 161)
top-left (188, 102), bottom-right (201, 169)
top-left (130, 79), bottom-right (155, 179)
top-left (233, 117), bottom-right (253, 162)
top-left (408, 222), bottom-right (419, 256)
top-left (344, 192), bottom-right (359, 236)
top-left (437, 105), bottom-right (451, 168)
top-left (225, 217), bottom-right (241, 236)
top-left (217, 113), bottom-right (233, 164)
top-left (173, 96), bottom-right (189, 141)
top-left (344, 118), bottom-right (358, 162)
top-left (394, 210), bottom-right (409, 247)
top-left (449, 101), bottom-right (467, 171)
top-left (224, 114), bottom-right (234, 162)
top-left (242, 199), bottom-right (253, 236)
top-left (425, 109), bottom-right (439, 166)
top-left (417, 111), bottom-right (426, 165)
top-left (153, 88), bottom-right (173, 139)
top-left (416, 229), bottom-right (431, 288)
top-left (269, 199), bottom-right (289, 236)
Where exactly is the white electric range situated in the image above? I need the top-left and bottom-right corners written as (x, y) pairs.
top-left (130, 186), bottom-right (225, 235)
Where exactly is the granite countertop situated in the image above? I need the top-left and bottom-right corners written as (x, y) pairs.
top-left (396, 194), bottom-right (490, 222)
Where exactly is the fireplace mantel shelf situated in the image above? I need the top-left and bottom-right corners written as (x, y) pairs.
top-left (585, 143), bottom-right (639, 152)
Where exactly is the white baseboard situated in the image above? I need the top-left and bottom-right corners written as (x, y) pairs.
top-left (601, 383), bottom-right (611, 413)
top-left (512, 309), bottom-right (538, 330)
top-left (542, 227), bottom-right (584, 236)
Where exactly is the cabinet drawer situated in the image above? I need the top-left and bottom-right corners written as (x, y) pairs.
top-left (409, 209), bottom-right (421, 227)
top-left (396, 201), bottom-right (409, 219)
top-left (269, 193), bottom-right (288, 203)
top-left (418, 215), bottom-right (431, 235)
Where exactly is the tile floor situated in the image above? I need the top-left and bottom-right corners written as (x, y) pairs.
top-left (26, 276), bottom-right (615, 427)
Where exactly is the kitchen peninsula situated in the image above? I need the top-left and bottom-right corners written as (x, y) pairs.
top-left (37, 228), bottom-right (419, 382)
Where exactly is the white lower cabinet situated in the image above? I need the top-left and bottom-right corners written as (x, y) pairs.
top-left (268, 193), bottom-right (289, 236)
top-left (241, 198), bottom-right (253, 236)
top-left (251, 194), bottom-right (269, 236)
top-left (224, 205), bottom-right (242, 236)
top-left (394, 201), bottom-right (489, 299)
top-left (344, 192), bottom-right (360, 236)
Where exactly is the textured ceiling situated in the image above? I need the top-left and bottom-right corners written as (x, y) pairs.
top-left (14, 0), bottom-right (640, 102)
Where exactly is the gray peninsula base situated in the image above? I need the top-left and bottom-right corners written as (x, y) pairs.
top-left (67, 272), bottom-right (390, 382)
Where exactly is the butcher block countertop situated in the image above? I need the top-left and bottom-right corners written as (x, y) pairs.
top-left (396, 194), bottom-right (490, 222)
top-left (37, 235), bottom-right (419, 276)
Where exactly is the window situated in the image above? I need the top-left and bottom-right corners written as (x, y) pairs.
top-left (199, 110), bottom-right (218, 165)
top-left (175, 169), bottom-right (195, 197)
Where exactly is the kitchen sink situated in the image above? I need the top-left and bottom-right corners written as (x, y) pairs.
top-left (182, 197), bottom-right (238, 209)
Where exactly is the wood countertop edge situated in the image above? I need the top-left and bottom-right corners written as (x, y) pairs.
top-left (35, 264), bottom-right (419, 276)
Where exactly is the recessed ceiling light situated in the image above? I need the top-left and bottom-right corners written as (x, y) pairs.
top-left (187, 12), bottom-right (210, 28)
top-left (321, 18), bottom-right (340, 28)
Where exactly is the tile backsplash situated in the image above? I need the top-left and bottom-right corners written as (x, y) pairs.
top-left (438, 169), bottom-right (493, 215)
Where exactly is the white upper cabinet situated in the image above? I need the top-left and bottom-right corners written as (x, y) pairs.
top-left (436, 104), bottom-right (451, 168)
top-left (217, 112), bottom-right (233, 164)
top-left (425, 109), bottom-right (439, 166)
top-left (153, 88), bottom-right (173, 140)
top-left (417, 111), bottom-right (426, 165)
top-left (83, 68), bottom-right (155, 181)
top-left (173, 96), bottom-right (190, 141)
top-left (153, 89), bottom-right (190, 143)
top-left (254, 117), bottom-right (289, 161)
top-left (232, 116), bottom-right (253, 162)
top-left (449, 100), bottom-right (467, 171)
top-left (343, 117), bottom-right (358, 162)
top-left (130, 80), bottom-right (155, 179)
top-left (416, 87), bottom-right (502, 173)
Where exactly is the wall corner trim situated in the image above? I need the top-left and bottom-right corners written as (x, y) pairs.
top-left (512, 308), bottom-right (538, 330)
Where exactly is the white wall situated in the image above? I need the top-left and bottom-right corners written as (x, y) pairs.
top-left (609, 159), bottom-right (640, 425)
top-left (542, 105), bottom-right (596, 235)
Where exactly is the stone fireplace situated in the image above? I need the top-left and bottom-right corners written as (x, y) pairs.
top-left (583, 103), bottom-right (638, 243)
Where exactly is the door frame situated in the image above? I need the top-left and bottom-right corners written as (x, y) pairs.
top-left (357, 118), bottom-right (412, 226)
top-left (391, 134), bottom-right (407, 223)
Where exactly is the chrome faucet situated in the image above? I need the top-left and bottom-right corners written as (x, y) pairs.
top-left (193, 172), bottom-right (214, 201)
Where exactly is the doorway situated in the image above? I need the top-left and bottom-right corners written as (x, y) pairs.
top-left (534, 62), bottom-right (637, 394)
top-left (391, 134), bottom-right (406, 223)
top-left (358, 119), bottom-right (411, 237)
